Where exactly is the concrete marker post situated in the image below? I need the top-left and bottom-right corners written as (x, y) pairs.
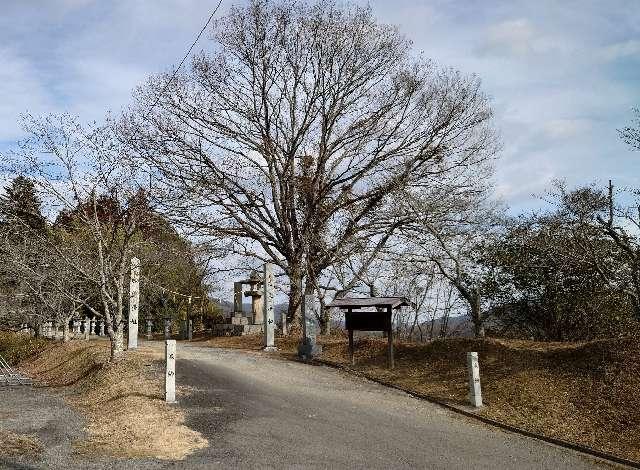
top-left (165, 340), bottom-right (176, 403)
top-left (467, 351), bottom-right (483, 408)
top-left (128, 257), bottom-right (140, 350)
top-left (262, 263), bottom-right (277, 351)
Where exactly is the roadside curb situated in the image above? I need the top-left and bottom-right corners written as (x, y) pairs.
top-left (314, 358), bottom-right (640, 469)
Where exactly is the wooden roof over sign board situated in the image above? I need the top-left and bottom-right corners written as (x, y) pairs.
top-left (326, 296), bottom-right (410, 310)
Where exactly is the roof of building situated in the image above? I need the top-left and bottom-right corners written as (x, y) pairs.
top-left (326, 296), bottom-right (410, 310)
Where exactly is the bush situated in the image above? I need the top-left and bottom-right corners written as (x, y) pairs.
top-left (0, 331), bottom-right (48, 365)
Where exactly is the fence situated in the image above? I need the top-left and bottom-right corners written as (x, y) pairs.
top-left (0, 353), bottom-right (33, 387)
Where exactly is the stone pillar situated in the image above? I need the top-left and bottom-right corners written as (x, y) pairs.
top-left (164, 319), bottom-right (171, 340)
top-left (233, 282), bottom-right (243, 313)
top-left (252, 295), bottom-right (264, 325)
top-left (83, 317), bottom-right (89, 340)
top-left (248, 271), bottom-right (264, 325)
top-left (74, 319), bottom-right (81, 336)
top-left (281, 312), bottom-right (288, 336)
top-left (128, 257), bottom-right (140, 350)
top-left (99, 321), bottom-right (105, 336)
top-left (165, 340), bottom-right (176, 403)
top-left (298, 294), bottom-right (322, 360)
top-left (187, 319), bottom-right (193, 341)
top-left (90, 319), bottom-right (96, 335)
top-left (262, 263), bottom-right (276, 351)
top-left (467, 352), bottom-right (483, 407)
top-left (146, 319), bottom-right (153, 340)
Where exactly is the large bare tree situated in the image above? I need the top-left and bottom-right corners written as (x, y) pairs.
top-left (124, 0), bottom-right (498, 323)
top-left (4, 114), bottom-right (151, 361)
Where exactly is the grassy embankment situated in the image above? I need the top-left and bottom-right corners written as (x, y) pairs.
top-left (196, 332), bottom-right (640, 462)
top-left (0, 332), bottom-right (207, 461)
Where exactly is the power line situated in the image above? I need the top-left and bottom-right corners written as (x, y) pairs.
top-left (144, 0), bottom-right (224, 120)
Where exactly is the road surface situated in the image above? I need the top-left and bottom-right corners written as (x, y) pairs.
top-left (167, 343), bottom-right (612, 469)
top-left (0, 342), bottom-right (619, 469)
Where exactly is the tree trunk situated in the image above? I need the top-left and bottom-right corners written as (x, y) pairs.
top-left (110, 325), bottom-right (125, 362)
top-left (320, 307), bottom-right (331, 335)
top-left (63, 321), bottom-right (70, 343)
top-left (286, 269), bottom-right (303, 331)
top-left (471, 295), bottom-right (485, 338)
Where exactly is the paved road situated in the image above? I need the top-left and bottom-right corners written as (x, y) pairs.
top-left (167, 343), bottom-right (613, 469)
top-left (0, 343), bottom-right (620, 469)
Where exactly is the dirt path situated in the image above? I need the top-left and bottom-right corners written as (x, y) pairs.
top-left (0, 386), bottom-right (167, 470)
top-left (158, 342), bottom-right (618, 469)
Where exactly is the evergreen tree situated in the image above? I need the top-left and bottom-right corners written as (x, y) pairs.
top-left (0, 176), bottom-right (46, 232)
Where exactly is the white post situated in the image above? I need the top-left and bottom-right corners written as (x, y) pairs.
top-left (165, 340), bottom-right (176, 403)
top-left (262, 263), bottom-right (276, 351)
top-left (467, 352), bottom-right (483, 408)
top-left (128, 257), bottom-right (140, 349)
top-left (83, 317), bottom-right (89, 340)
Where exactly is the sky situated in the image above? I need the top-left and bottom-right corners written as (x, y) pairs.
top-left (0, 0), bottom-right (639, 212)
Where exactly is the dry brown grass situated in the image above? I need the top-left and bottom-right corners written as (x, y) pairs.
top-left (200, 332), bottom-right (640, 462)
top-left (18, 339), bottom-right (207, 460)
top-left (0, 429), bottom-right (43, 457)
top-left (0, 331), bottom-right (48, 365)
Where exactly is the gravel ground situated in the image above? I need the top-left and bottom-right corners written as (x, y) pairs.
top-left (0, 342), bottom-right (625, 469)
top-left (0, 386), bottom-right (167, 470)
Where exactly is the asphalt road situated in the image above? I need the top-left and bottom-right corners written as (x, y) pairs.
top-left (168, 343), bottom-right (613, 469)
top-left (0, 342), bottom-right (620, 469)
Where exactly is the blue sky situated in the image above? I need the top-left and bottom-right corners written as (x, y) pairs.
top-left (1, 0), bottom-right (638, 212)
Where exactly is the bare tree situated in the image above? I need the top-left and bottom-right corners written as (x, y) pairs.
top-left (592, 180), bottom-right (640, 318)
top-left (4, 114), bottom-right (152, 361)
top-left (620, 107), bottom-right (640, 151)
top-left (398, 188), bottom-right (504, 338)
top-left (124, 0), bottom-right (498, 325)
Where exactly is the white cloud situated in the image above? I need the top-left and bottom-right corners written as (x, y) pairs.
top-left (1, 0), bottom-right (639, 216)
top-left (597, 39), bottom-right (640, 62)
top-left (0, 47), bottom-right (53, 139)
top-left (482, 19), bottom-right (535, 56)
top-left (541, 119), bottom-right (593, 140)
